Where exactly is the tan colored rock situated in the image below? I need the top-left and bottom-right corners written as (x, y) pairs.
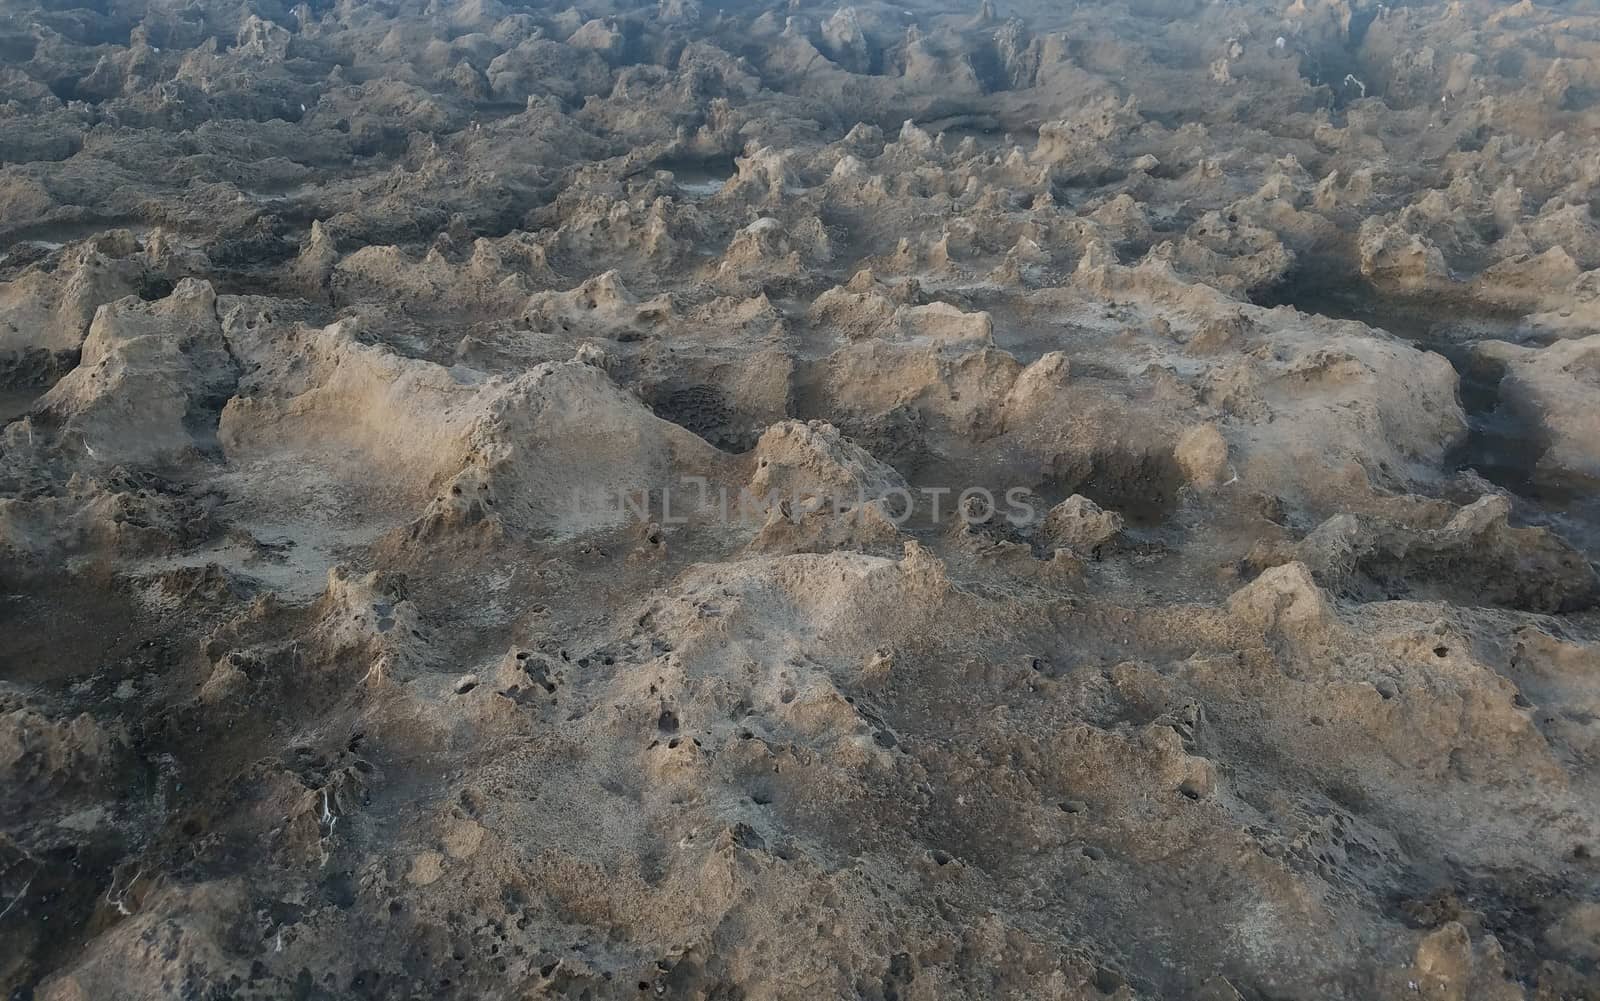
top-left (1041, 494), bottom-right (1122, 550)
top-left (1546, 902), bottom-right (1600, 961)
top-left (408, 851), bottom-right (445, 886)
top-left (1175, 423), bottom-right (1229, 487)
top-left (1228, 562), bottom-right (1334, 647)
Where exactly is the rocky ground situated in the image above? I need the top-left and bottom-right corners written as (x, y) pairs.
top-left (3, 0), bottom-right (1600, 997)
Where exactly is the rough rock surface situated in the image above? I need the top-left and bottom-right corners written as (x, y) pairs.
top-left (3, 0), bottom-right (1600, 998)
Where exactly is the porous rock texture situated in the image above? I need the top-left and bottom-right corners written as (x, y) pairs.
top-left (2, 0), bottom-right (1600, 998)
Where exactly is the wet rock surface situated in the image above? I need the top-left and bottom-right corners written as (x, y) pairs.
top-left (3, 0), bottom-right (1600, 998)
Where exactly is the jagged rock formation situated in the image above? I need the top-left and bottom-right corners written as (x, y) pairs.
top-left (3, 0), bottom-right (1600, 998)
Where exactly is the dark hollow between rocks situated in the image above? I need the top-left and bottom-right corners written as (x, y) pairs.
top-left (1256, 275), bottom-right (1600, 556)
top-left (1255, 278), bottom-right (1537, 494)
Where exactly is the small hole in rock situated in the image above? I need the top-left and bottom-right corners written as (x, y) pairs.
top-left (1093, 967), bottom-right (1125, 995)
